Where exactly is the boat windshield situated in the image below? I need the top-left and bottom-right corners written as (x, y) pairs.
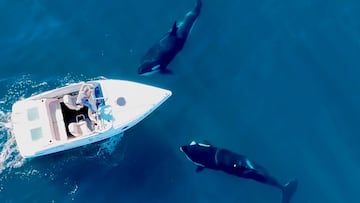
top-left (92, 82), bottom-right (106, 109)
top-left (90, 82), bottom-right (113, 123)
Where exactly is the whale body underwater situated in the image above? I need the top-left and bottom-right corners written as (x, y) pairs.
top-left (180, 141), bottom-right (299, 203)
top-left (138, 0), bottom-right (202, 75)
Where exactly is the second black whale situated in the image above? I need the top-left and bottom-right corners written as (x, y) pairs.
top-left (180, 141), bottom-right (298, 203)
top-left (138, 0), bottom-right (202, 75)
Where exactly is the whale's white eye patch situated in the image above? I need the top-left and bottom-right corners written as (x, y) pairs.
top-left (198, 143), bottom-right (210, 147)
top-left (151, 64), bottom-right (161, 71)
top-left (190, 141), bottom-right (197, 145)
top-left (246, 159), bottom-right (255, 169)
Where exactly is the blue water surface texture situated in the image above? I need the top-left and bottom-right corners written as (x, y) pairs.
top-left (1, 0), bottom-right (359, 202)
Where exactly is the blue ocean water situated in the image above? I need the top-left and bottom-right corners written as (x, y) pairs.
top-left (1, 0), bottom-right (360, 202)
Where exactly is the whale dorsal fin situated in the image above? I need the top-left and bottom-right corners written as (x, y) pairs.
top-left (170, 21), bottom-right (178, 36)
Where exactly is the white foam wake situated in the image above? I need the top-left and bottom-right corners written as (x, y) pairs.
top-left (0, 111), bottom-right (25, 174)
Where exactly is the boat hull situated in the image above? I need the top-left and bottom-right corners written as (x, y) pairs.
top-left (11, 79), bottom-right (171, 158)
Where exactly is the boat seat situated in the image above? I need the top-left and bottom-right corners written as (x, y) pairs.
top-left (68, 120), bottom-right (92, 137)
top-left (63, 95), bottom-right (81, 111)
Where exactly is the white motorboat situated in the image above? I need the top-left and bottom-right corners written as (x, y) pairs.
top-left (10, 79), bottom-right (172, 158)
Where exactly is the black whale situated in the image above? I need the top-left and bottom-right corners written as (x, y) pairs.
top-left (180, 141), bottom-right (298, 203)
top-left (138, 0), bottom-right (202, 75)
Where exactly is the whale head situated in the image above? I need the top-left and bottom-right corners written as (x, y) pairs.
top-left (180, 141), bottom-right (211, 166)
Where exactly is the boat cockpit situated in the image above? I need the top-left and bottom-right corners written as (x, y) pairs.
top-left (59, 82), bottom-right (111, 139)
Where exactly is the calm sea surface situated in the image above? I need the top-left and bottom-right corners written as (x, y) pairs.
top-left (1, 0), bottom-right (360, 202)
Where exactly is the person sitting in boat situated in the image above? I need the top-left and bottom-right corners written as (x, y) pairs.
top-left (76, 84), bottom-right (96, 114)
